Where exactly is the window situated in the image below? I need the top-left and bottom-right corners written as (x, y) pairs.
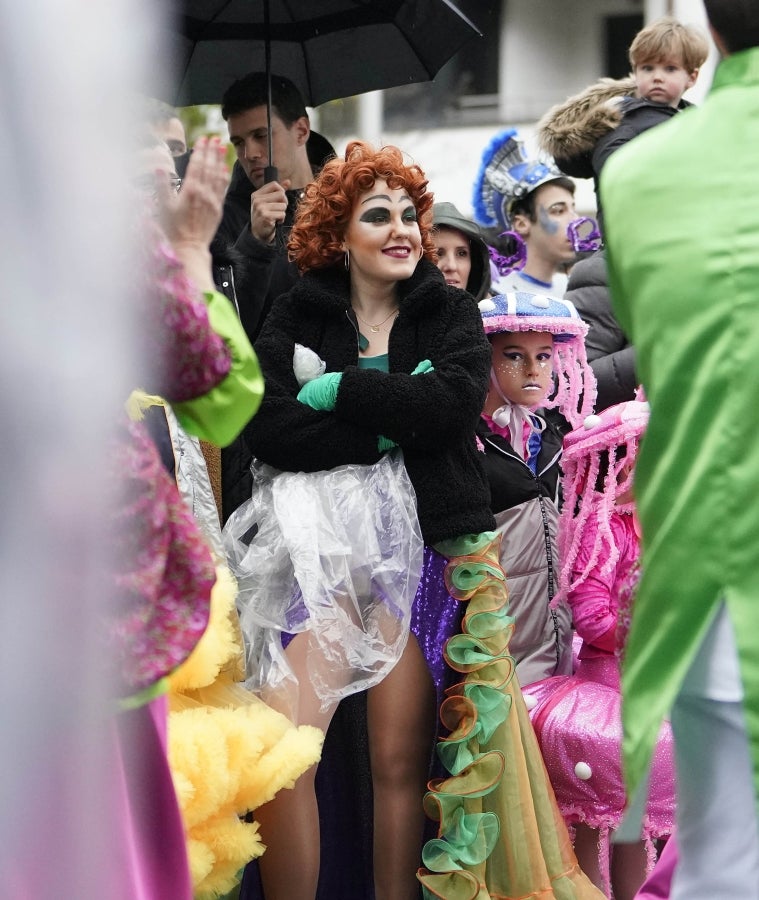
top-left (383, 1), bottom-right (501, 129)
top-left (317, 2), bottom-right (501, 135)
top-left (604, 13), bottom-right (644, 79)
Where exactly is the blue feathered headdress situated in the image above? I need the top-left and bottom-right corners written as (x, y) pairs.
top-left (472, 128), bottom-right (563, 231)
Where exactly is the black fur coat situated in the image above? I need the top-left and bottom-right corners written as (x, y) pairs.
top-left (245, 259), bottom-right (496, 544)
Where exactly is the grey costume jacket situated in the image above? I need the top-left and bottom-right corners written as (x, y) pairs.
top-left (476, 416), bottom-right (573, 685)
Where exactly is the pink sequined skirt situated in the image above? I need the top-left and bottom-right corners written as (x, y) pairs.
top-left (523, 655), bottom-right (675, 840)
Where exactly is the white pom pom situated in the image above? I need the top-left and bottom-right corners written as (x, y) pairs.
top-left (574, 761), bottom-right (592, 780)
top-left (293, 343), bottom-right (326, 387)
top-left (531, 295), bottom-right (551, 308)
top-left (523, 693), bottom-right (538, 711)
top-left (479, 298), bottom-right (496, 312)
top-left (583, 414), bottom-right (603, 430)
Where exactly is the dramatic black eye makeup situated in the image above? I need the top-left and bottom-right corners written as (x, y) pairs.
top-left (359, 207), bottom-right (392, 223)
top-left (358, 193), bottom-right (417, 224)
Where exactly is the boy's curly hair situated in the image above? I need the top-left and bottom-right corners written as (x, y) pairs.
top-left (288, 140), bottom-right (436, 273)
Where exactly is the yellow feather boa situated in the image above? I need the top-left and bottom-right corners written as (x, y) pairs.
top-left (167, 566), bottom-right (323, 899)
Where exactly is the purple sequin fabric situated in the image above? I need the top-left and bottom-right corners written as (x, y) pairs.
top-left (410, 547), bottom-right (463, 694)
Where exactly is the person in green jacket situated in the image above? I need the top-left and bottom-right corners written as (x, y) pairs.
top-left (601, 3), bottom-right (759, 897)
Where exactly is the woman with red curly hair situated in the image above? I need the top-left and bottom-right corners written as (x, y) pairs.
top-left (227, 141), bottom-right (499, 900)
top-left (227, 142), bottom-right (580, 900)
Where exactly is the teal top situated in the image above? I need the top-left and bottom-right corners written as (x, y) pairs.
top-left (358, 353), bottom-right (389, 373)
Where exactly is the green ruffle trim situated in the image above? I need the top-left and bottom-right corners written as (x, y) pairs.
top-left (419, 533), bottom-right (515, 899)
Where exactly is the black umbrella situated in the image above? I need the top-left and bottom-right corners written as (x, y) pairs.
top-left (162, 0), bottom-right (480, 182)
top-left (169, 0), bottom-right (482, 109)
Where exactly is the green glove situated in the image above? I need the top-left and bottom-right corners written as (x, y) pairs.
top-left (377, 435), bottom-right (397, 453)
top-left (297, 372), bottom-right (343, 411)
top-left (411, 359), bottom-right (434, 375)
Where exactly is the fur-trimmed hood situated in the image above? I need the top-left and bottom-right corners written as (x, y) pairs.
top-left (538, 76), bottom-right (637, 167)
top-left (538, 75), bottom-right (693, 184)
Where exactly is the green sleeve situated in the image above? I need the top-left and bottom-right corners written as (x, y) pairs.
top-left (173, 291), bottom-right (265, 447)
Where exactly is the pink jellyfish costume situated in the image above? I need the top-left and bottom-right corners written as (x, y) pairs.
top-left (523, 399), bottom-right (676, 885)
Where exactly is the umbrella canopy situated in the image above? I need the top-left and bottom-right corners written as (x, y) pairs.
top-left (166, 0), bottom-right (481, 108)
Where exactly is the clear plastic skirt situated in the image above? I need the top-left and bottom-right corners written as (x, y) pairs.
top-left (222, 452), bottom-right (423, 717)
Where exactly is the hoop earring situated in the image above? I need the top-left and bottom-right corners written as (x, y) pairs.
top-left (344, 250), bottom-right (350, 271)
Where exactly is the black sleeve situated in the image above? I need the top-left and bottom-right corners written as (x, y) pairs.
top-left (589, 347), bottom-right (637, 410)
top-left (335, 291), bottom-right (491, 450)
top-left (592, 105), bottom-right (675, 178)
top-left (228, 225), bottom-right (281, 342)
top-left (554, 151), bottom-right (595, 180)
top-left (244, 298), bottom-right (383, 474)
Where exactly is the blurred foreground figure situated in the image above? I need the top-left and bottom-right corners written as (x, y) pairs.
top-left (603, 2), bottom-right (759, 897)
top-left (0, 0), bottom-right (165, 896)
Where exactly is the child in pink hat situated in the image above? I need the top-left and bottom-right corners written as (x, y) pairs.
top-left (477, 290), bottom-right (596, 686)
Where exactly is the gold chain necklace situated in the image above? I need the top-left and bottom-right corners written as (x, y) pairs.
top-left (353, 308), bottom-right (399, 333)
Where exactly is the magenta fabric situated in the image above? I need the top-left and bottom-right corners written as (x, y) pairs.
top-left (523, 511), bottom-right (675, 841)
top-left (525, 655), bottom-right (675, 839)
top-left (572, 513), bottom-right (638, 661)
top-left (635, 835), bottom-right (677, 900)
top-left (110, 696), bottom-right (193, 900)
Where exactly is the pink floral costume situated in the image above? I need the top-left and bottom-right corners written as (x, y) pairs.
top-left (105, 222), bottom-right (236, 700)
top-left (523, 401), bottom-right (676, 884)
top-left (101, 217), bottom-right (262, 900)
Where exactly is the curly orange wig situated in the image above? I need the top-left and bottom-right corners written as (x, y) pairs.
top-left (288, 140), bottom-right (436, 273)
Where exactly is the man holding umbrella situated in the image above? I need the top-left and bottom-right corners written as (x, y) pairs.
top-left (216, 72), bottom-right (328, 342)
top-left (213, 72), bottom-right (334, 520)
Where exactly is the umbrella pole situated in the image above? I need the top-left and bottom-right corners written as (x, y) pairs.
top-left (263, 0), bottom-right (278, 184)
